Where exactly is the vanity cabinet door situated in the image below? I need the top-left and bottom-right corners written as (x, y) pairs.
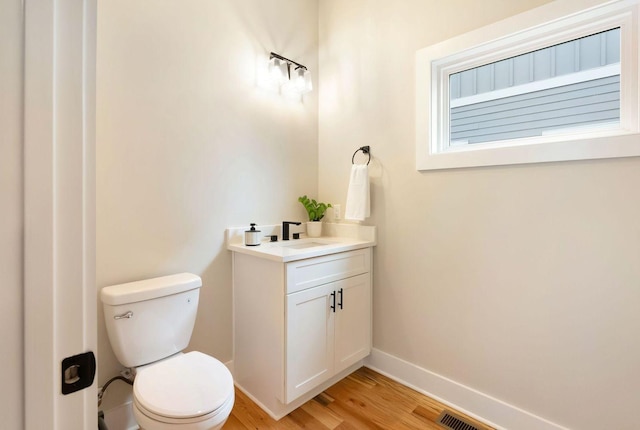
top-left (285, 283), bottom-right (335, 403)
top-left (334, 273), bottom-right (371, 374)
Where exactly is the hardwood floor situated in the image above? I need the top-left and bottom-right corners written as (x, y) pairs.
top-left (223, 367), bottom-right (494, 430)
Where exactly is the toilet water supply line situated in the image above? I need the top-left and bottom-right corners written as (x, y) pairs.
top-left (97, 374), bottom-right (134, 407)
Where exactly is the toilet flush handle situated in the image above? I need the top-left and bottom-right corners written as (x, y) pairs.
top-left (114, 311), bottom-right (133, 320)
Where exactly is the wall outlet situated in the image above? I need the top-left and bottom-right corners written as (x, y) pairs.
top-left (333, 204), bottom-right (341, 220)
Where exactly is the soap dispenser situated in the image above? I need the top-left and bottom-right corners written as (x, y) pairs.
top-left (244, 223), bottom-right (261, 246)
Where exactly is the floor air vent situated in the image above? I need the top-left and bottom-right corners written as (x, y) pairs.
top-left (436, 410), bottom-right (481, 430)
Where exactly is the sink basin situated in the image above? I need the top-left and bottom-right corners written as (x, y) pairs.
top-left (279, 241), bottom-right (332, 249)
top-left (272, 239), bottom-right (337, 250)
top-left (226, 224), bottom-right (376, 262)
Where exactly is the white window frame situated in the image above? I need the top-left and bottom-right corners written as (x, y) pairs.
top-left (416, 0), bottom-right (640, 171)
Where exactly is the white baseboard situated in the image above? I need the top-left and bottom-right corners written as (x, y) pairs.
top-left (364, 348), bottom-right (568, 430)
top-left (103, 354), bottom-right (565, 430)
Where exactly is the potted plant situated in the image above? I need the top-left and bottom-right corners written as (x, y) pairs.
top-left (298, 195), bottom-right (332, 237)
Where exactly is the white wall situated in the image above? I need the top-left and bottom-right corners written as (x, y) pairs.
top-left (96, 0), bottom-right (318, 407)
top-left (0, 0), bottom-right (23, 427)
top-left (319, 1), bottom-right (640, 429)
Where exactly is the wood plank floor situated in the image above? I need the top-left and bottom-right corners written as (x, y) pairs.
top-left (223, 367), bottom-right (494, 430)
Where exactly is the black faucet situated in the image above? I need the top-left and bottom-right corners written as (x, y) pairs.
top-left (282, 221), bottom-right (301, 241)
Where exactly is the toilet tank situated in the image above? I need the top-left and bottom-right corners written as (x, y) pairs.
top-left (101, 273), bottom-right (202, 368)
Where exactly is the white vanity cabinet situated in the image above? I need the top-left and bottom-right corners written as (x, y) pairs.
top-left (232, 246), bottom-right (372, 419)
top-left (286, 272), bottom-right (371, 403)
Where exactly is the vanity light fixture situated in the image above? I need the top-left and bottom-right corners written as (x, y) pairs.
top-left (268, 52), bottom-right (312, 94)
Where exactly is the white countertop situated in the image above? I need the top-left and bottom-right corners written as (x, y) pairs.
top-left (226, 223), bottom-right (376, 262)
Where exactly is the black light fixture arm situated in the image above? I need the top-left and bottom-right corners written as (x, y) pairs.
top-left (270, 52), bottom-right (308, 74)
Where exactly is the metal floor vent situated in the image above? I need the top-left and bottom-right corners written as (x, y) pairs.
top-left (436, 410), bottom-right (481, 430)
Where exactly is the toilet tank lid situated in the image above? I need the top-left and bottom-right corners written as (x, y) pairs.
top-left (101, 273), bottom-right (202, 306)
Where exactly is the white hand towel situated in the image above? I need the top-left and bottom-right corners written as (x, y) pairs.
top-left (345, 164), bottom-right (370, 221)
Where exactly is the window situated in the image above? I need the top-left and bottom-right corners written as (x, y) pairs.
top-left (450, 28), bottom-right (620, 146)
top-left (416, 0), bottom-right (640, 170)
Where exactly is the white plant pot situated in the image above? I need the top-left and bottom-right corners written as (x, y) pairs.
top-left (306, 221), bottom-right (322, 238)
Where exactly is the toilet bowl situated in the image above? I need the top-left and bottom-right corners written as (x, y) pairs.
top-left (132, 352), bottom-right (234, 430)
top-left (101, 273), bottom-right (235, 430)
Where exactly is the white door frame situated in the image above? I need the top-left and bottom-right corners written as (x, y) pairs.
top-left (24, 0), bottom-right (97, 428)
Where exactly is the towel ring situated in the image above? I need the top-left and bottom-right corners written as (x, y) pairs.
top-left (352, 146), bottom-right (371, 165)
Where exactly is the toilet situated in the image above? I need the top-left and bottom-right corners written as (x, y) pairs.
top-left (101, 273), bottom-right (234, 430)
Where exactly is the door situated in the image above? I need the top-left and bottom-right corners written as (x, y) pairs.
top-left (334, 274), bottom-right (371, 374)
top-left (285, 283), bottom-right (335, 403)
top-left (24, 0), bottom-right (97, 429)
top-left (0, 0), bottom-right (25, 428)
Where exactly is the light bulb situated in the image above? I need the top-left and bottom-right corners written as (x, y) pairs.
top-left (268, 57), bottom-right (287, 86)
top-left (291, 67), bottom-right (312, 94)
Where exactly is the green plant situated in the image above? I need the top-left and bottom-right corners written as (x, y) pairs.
top-left (298, 195), bottom-right (332, 221)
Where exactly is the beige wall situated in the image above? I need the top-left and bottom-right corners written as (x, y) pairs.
top-left (96, 0), bottom-right (318, 397)
top-left (0, 0), bottom-right (23, 428)
top-left (319, 1), bottom-right (640, 429)
top-left (96, 1), bottom-right (640, 427)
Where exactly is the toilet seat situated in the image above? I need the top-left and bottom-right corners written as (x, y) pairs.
top-left (133, 351), bottom-right (234, 424)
